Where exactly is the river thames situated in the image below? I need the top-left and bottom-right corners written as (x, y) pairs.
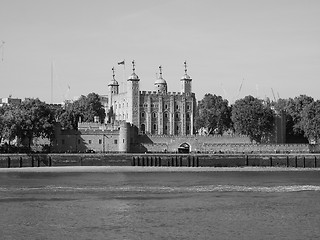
top-left (1, 167), bottom-right (320, 239)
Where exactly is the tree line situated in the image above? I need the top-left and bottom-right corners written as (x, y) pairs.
top-left (0, 92), bottom-right (319, 152)
top-left (0, 93), bottom-right (105, 152)
top-left (195, 93), bottom-right (318, 144)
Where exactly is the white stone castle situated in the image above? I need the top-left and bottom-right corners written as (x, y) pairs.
top-left (102, 60), bottom-right (196, 135)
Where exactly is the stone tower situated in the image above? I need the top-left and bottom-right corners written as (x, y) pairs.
top-left (181, 61), bottom-right (192, 94)
top-left (127, 60), bottom-right (140, 127)
top-left (154, 65), bottom-right (167, 94)
top-left (107, 67), bottom-right (119, 123)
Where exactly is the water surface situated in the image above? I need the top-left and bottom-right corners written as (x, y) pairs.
top-left (1, 168), bottom-right (320, 239)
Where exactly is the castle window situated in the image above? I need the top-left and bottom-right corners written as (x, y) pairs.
top-left (164, 104), bottom-right (168, 109)
top-left (176, 126), bottom-right (179, 131)
top-left (187, 125), bottom-right (190, 131)
top-left (89, 140), bottom-right (92, 144)
top-left (99, 139), bottom-right (102, 144)
top-left (187, 104), bottom-right (191, 110)
top-left (141, 112), bottom-right (145, 118)
top-left (119, 104), bottom-right (121, 109)
top-left (176, 105), bottom-right (179, 110)
top-left (140, 124), bottom-right (146, 134)
top-left (152, 112), bottom-right (157, 118)
top-left (175, 113), bottom-right (179, 120)
top-left (186, 113), bottom-right (190, 120)
top-left (114, 139), bottom-right (117, 144)
top-left (164, 113), bottom-right (168, 119)
top-left (151, 103), bottom-right (154, 108)
top-left (78, 139), bottom-right (80, 144)
top-left (62, 139), bottom-right (65, 145)
top-left (143, 103), bottom-right (148, 108)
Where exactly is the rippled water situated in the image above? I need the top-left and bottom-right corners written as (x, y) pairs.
top-left (1, 169), bottom-right (320, 239)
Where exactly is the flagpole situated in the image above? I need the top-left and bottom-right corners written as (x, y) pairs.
top-left (51, 61), bottom-right (53, 104)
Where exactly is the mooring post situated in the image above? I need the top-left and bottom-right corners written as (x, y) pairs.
top-left (171, 157), bottom-right (174, 167)
top-left (192, 156), bottom-right (195, 167)
top-left (7, 157), bottom-right (10, 168)
top-left (180, 156), bottom-right (182, 167)
top-left (196, 157), bottom-right (199, 167)
top-left (245, 155), bottom-right (249, 166)
top-left (315, 156), bottom-right (317, 168)
top-left (270, 156), bottom-right (273, 167)
top-left (154, 157), bottom-right (157, 167)
top-left (49, 156), bottom-right (52, 167)
top-left (142, 157), bottom-right (145, 167)
top-left (37, 156), bottom-right (40, 167)
top-left (159, 157), bottom-right (162, 167)
top-left (295, 156), bottom-right (298, 168)
top-left (303, 156), bottom-right (306, 168)
top-left (19, 156), bottom-right (23, 168)
top-left (132, 157), bottom-right (135, 166)
top-left (286, 156), bottom-right (289, 167)
top-left (31, 156), bottom-right (34, 167)
top-left (187, 156), bottom-right (191, 167)
top-left (175, 156), bottom-right (178, 167)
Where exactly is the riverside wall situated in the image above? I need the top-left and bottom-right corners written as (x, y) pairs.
top-left (0, 153), bottom-right (319, 168)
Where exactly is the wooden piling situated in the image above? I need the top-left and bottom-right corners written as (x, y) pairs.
top-left (295, 156), bottom-right (298, 168)
top-left (7, 157), bottom-right (10, 168)
top-left (303, 156), bottom-right (305, 168)
top-left (270, 157), bottom-right (272, 167)
top-left (315, 156), bottom-right (317, 168)
top-left (196, 157), bottom-right (199, 167)
top-left (286, 156), bottom-right (289, 167)
top-left (19, 156), bottom-right (23, 168)
top-left (179, 156), bottom-right (182, 167)
top-left (31, 156), bottom-right (34, 167)
top-left (245, 155), bottom-right (248, 166)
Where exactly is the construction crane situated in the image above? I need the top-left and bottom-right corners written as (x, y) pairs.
top-left (271, 88), bottom-right (277, 102)
top-left (0, 41), bottom-right (5, 61)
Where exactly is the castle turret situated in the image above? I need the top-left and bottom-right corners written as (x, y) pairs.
top-left (107, 67), bottom-right (118, 123)
top-left (108, 67), bottom-right (119, 106)
top-left (154, 65), bottom-right (167, 94)
top-left (127, 60), bottom-right (140, 127)
top-left (181, 61), bottom-right (192, 94)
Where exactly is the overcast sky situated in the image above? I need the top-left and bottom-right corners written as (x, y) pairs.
top-left (0, 0), bottom-right (319, 104)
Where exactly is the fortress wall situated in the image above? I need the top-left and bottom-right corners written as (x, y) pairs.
top-left (136, 134), bottom-right (309, 153)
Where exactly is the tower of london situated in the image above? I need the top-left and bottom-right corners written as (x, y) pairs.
top-left (103, 61), bottom-right (196, 136)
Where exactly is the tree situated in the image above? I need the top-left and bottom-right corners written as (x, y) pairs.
top-left (195, 94), bottom-right (231, 135)
top-left (56, 93), bottom-right (106, 130)
top-left (286, 95), bottom-right (314, 135)
top-left (300, 100), bottom-right (320, 143)
top-left (18, 98), bottom-right (56, 150)
top-left (231, 95), bottom-right (274, 143)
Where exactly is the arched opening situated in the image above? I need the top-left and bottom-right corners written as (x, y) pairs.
top-left (178, 142), bottom-right (190, 153)
top-left (140, 124), bottom-right (146, 134)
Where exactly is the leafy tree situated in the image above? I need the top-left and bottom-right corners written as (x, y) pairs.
top-left (195, 94), bottom-right (231, 135)
top-left (286, 95), bottom-right (314, 134)
top-left (231, 95), bottom-right (274, 143)
top-left (300, 100), bottom-right (320, 143)
top-left (56, 93), bottom-right (106, 130)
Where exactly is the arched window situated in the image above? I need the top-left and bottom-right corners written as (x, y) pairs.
top-left (140, 124), bottom-right (146, 134)
top-left (152, 112), bottom-right (157, 118)
top-left (141, 112), bottom-right (145, 118)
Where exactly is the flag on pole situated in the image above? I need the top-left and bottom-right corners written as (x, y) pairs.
top-left (118, 60), bottom-right (125, 65)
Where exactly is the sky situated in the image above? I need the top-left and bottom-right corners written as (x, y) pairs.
top-left (0, 0), bottom-right (319, 104)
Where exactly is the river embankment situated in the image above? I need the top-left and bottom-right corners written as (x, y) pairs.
top-left (0, 153), bottom-right (319, 168)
